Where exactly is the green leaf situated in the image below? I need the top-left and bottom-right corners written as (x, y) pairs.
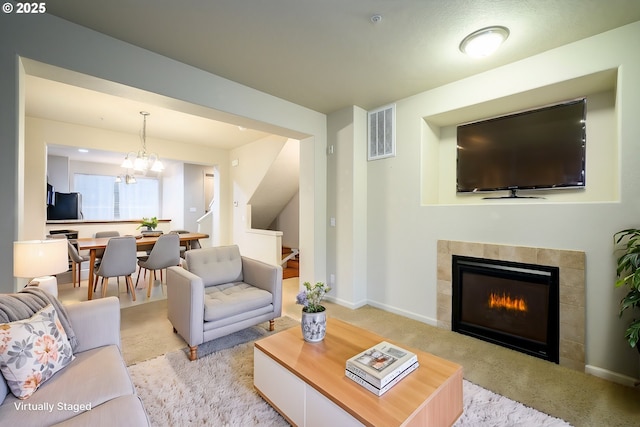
top-left (624, 321), bottom-right (640, 348)
top-left (614, 229), bottom-right (640, 349)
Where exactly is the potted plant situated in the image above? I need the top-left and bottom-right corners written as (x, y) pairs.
top-left (137, 216), bottom-right (158, 231)
top-left (613, 229), bottom-right (640, 354)
top-left (296, 281), bottom-right (331, 342)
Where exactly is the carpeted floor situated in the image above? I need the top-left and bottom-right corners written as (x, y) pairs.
top-left (128, 329), bottom-right (571, 427)
top-left (110, 279), bottom-right (640, 426)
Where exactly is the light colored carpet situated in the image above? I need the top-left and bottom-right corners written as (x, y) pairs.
top-left (128, 324), bottom-right (571, 427)
top-left (117, 279), bottom-right (640, 426)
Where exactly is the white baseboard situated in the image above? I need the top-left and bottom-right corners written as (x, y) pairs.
top-left (585, 364), bottom-right (639, 387)
top-left (324, 297), bottom-right (438, 327)
top-left (366, 300), bottom-right (438, 327)
top-left (324, 295), bottom-right (367, 310)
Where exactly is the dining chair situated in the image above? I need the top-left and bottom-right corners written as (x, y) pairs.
top-left (93, 230), bottom-right (121, 292)
top-left (94, 230), bottom-right (120, 259)
top-left (136, 233), bottom-right (180, 298)
top-left (67, 240), bottom-right (90, 288)
top-left (95, 236), bottom-right (138, 301)
top-left (170, 229), bottom-right (201, 257)
top-left (170, 230), bottom-right (192, 257)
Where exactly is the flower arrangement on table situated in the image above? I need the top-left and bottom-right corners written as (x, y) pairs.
top-left (296, 281), bottom-right (331, 313)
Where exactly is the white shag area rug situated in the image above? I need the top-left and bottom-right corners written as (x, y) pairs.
top-left (128, 328), bottom-right (572, 427)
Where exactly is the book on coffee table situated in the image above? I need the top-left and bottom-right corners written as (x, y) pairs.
top-left (345, 341), bottom-right (418, 388)
top-left (346, 361), bottom-right (419, 396)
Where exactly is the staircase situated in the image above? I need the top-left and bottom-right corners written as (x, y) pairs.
top-left (282, 246), bottom-right (299, 279)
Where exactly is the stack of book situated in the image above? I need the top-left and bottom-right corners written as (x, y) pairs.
top-left (345, 341), bottom-right (419, 396)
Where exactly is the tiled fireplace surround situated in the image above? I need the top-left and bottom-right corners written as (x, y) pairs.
top-left (437, 240), bottom-right (585, 372)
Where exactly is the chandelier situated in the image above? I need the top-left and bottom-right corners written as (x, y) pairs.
top-left (121, 111), bottom-right (164, 172)
top-left (115, 174), bottom-right (136, 184)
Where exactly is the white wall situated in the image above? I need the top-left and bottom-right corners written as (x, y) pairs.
top-left (0, 12), bottom-right (327, 293)
top-left (276, 191), bottom-right (300, 249)
top-left (47, 155), bottom-right (69, 193)
top-left (163, 161), bottom-right (185, 230)
top-left (229, 135), bottom-right (288, 246)
top-left (183, 163), bottom-right (212, 232)
top-left (360, 22), bottom-right (640, 380)
top-left (327, 106), bottom-right (368, 309)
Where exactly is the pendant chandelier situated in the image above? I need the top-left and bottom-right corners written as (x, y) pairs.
top-left (121, 111), bottom-right (164, 172)
top-left (115, 174), bottom-right (137, 184)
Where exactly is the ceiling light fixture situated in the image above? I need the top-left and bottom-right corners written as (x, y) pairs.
top-left (121, 111), bottom-right (164, 173)
top-left (459, 26), bottom-right (509, 58)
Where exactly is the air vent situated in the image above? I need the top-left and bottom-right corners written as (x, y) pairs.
top-left (368, 104), bottom-right (396, 161)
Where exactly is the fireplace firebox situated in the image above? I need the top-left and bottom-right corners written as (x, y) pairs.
top-left (452, 255), bottom-right (560, 363)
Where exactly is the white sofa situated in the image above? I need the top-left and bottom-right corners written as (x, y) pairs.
top-left (0, 297), bottom-right (150, 426)
top-left (167, 245), bottom-right (282, 360)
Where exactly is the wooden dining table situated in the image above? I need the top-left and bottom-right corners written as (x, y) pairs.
top-left (74, 232), bottom-right (208, 300)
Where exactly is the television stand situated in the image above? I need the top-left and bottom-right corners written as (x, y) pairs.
top-left (483, 189), bottom-right (544, 199)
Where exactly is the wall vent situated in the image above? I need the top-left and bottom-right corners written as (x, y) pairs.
top-left (368, 104), bottom-right (396, 161)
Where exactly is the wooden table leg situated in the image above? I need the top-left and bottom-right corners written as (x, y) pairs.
top-left (88, 249), bottom-right (96, 300)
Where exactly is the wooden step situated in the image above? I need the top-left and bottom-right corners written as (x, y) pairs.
top-left (282, 246), bottom-right (299, 279)
top-left (283, 267), bottom-right (299, 279)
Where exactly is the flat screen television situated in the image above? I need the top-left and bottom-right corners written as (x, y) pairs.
top-left (456, 98), bottom-right (586, 196)
top-left (47, 192), bottom-right (82, 220)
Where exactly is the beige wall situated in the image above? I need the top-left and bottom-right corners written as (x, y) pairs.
top-left (229, 135), bottom-right (288, 244)
top-left (326, 106), bottom-right (368, 308)
top-left (361, 22), bottom-right (640, 381)
top-left (276, 191), bottom-right (300, 249)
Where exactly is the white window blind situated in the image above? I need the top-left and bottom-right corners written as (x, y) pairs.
top-left (74, 174), bottom-right (159, 220)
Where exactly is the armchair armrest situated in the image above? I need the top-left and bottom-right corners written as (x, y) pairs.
top-left (65, 297), bottom-right (121, 353)
top-left (241, 257), bottom-right (283, 316)
top-left (166, 266), bottom-right (205, 347)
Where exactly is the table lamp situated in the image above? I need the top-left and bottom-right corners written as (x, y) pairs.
top-left (13, 239), bottom-right (69, 297)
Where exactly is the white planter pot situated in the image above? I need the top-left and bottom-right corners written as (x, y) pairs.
top-left (301, 309), bottom-right (327, 342)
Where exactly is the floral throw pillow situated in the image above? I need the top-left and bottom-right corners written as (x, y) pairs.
top-left (0, 304), bottom-right (75, 399)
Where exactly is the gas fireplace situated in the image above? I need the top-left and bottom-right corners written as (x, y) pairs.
top-left (452, 255), bottom-right (560, 363)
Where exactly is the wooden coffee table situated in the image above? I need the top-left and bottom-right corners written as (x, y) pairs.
top-left (254, 318), bottom-right (463, 427)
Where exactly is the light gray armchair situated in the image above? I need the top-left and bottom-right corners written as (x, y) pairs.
top-left (166, 245), bottom-right (282, 361)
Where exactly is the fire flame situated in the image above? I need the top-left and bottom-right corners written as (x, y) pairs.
top-left (489, 292), bottom-right (528, 312)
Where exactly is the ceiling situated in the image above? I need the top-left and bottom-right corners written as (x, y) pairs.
top-left (28, 75), bottom-right (272, 164)
top-left (30, 1), bottom-right (640, 161)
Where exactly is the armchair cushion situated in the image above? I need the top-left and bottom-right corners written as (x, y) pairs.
top-left (185, 245), bottom-right (243, 287)
top-left (203, 282), bottom-right (273, 322)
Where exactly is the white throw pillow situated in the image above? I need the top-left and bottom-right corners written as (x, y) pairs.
top-left (0, 304), bottom-right (75, 399)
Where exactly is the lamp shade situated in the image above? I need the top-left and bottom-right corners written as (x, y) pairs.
top-left (13, 239), bottom-right (69, 279)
